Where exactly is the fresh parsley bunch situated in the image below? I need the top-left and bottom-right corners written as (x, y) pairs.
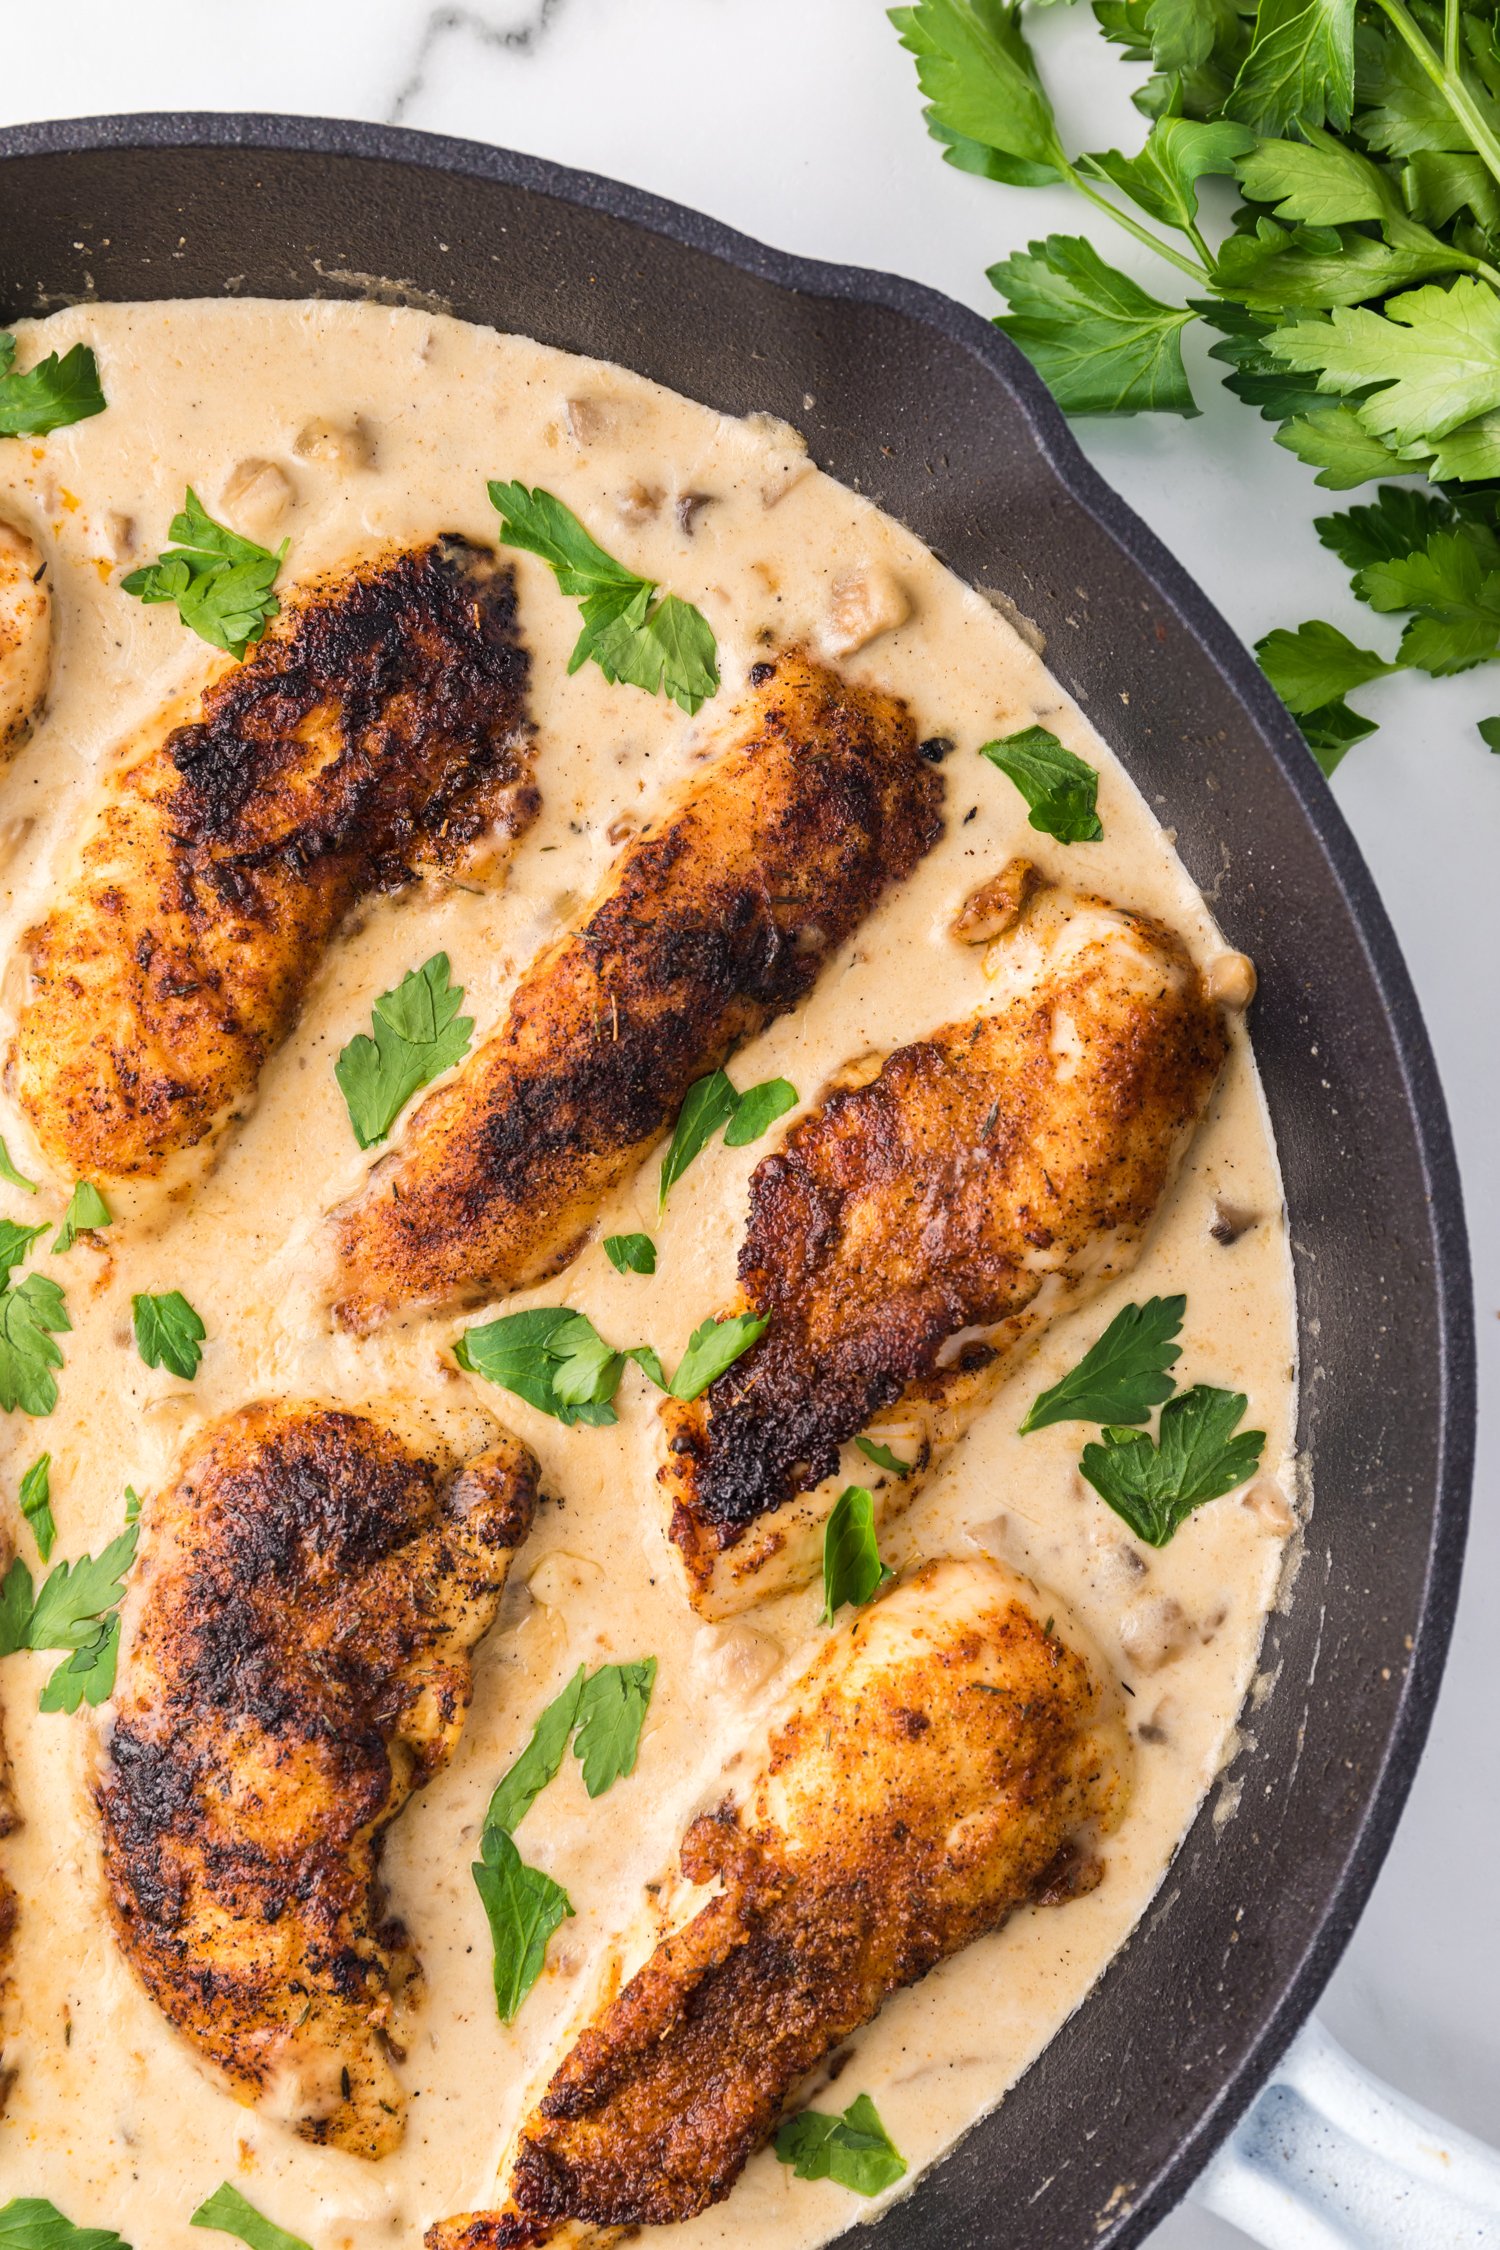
top-left (892, 0), bottom-right (1500, 767)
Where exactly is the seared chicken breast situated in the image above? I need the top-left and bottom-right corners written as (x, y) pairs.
top-left (430, 1556), bottom-right (1129, 2250)
top-left (332, 649), bottom-right (945, 1332)
top-left (95, 1399), bottom-right (538, 2158)
top-left (660, 863), bottom-right (1229, 1613)
top-left (0, 517), bottom-right (49, 757)
top-left (14, 538), bottom-right (533, 1188)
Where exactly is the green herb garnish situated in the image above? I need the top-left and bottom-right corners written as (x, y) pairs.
top-left (189, 2185), bottom-right (309, 2250)
top-left (604, 1232), bottom-right (657, 1276)
top-left (659, 1069), bottom-right (797, 1208)
top-left (472, 1657), bottom-right (657, 2020)
top-left (775, 2092), bottom-right (908, 2196)
top-left (335, 953), bottom-right (474, 1149)
top-left (0, 2198), bottom-right (130, 2250)
top-left (484, 1666), bottom-right (588, 1836)
top-left (821, 1485), bottom-right (896, 1625)
top-left (665, 1313), bottom-right (767, 1400)
top-left (38, 1616), bottom-right (123, 1714)
top-left (455, 1304), bottom-right (762, 1419)
top-left (472, 1828), bottom-right (575, 2024)
top-left (1, 1518), bottom-right (138, 1710)
top-left (855, 1436), bottom-right (912, 1477)
top-left (658, 1070), bottom-right (739, 1206)
top-left (0, 1221), bottom-right (47, 1289)
top-left (14, 1528), bottom-right (137, 1651)
top-left (122, 489), bottom-right (286, 659)
top-left (0, 337), bottom-right (106, 439)
top-left (1080, 1385), bottom-right (1265, 1545)
top-left (980, 727), bottom-right (1102, 842)
top-left (0, 1136), bottom-right (37, 1194)
top-left (53, 1181), bottom-right (111, 1254)
top-left (484, 1659), bottom-right (658, 1837)
top-left (572, 1658), bottom-right (657, 1795)
top-left (18, 1454), bottom-right (55, 1562)
top-left (131, 1290), bottom-right (206, 1381)
top-left (1022, 1295), bottom-right (1186, 1433)
top-left (0, 1274), bottom-right (70, 1416)
top-left (723, 1076), bottom-right (799, 1146)
top-left (488, 481), bottom-right (719, 714)
top-left (454, 1308), bottom-right (651, 1427)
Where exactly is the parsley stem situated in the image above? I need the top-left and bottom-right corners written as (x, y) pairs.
top-left (1375, 0), bottom-right (1500, 199)
top-left (1066, 168), bottom-right (1209, 281)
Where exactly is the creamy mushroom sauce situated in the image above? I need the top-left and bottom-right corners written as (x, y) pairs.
top-left (0, 300), bottom-right (1297, 2248)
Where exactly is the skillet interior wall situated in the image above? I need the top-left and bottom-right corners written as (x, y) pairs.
top-left (0, 122), bottom-right (1470, 2250)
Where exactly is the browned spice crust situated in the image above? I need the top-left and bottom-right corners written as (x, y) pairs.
top-left (96, 1402), bottom-right (537, 2158)
top-left (333, 648), bottom-right (945, 1331)
top-left (659, 873), bottom-right (1227, 1588)
top-left (14, 537), bottom-right (534, 1181)
top-left (428, 1559), bottom-right (1129, 2248)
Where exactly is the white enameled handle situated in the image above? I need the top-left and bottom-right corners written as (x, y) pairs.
top-left (1192, 2017), bottom-right (1500, 2247)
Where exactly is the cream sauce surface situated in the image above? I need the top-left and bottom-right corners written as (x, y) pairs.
top-left (0, 300), bottom-right (1297, 2249)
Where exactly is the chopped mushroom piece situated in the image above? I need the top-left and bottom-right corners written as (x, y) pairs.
top-left (1085, 1521), bottom-right (1150, 1596)
top-left (219, 457), bottom-right (295, 536)
top-left (1206, 950), bottom-right (1257, 1009)
top-left (675, 491), bottom-right (714, 536)
top-left (698, 1623), bottom-right (785, 1698)
top-left (614, 481), bottom-right (661, 526)
top-left (1119, 1593), bottom-right (1193, 1674)
top-left (0, 814), bottom-right (34, 874)
top-left (293, 415), bottom-right (377, 471)
top-left (825, 562), bottom-right (913, 657)
top-left (745, 412), bottom-right (813, 508)
top-left (952, 855), bottom-right (1046, 946)
top-left (1211, 1196), bottom-right (1260, 1245)
top-left (565, 395), bottom-right (641, 448)
top-left (1243, 1480), bottom-right (1295, 1534)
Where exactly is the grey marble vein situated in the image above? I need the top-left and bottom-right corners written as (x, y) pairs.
top-left (388, 0), bottom-right (571, 124)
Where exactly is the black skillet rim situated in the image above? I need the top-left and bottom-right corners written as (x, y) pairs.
top-left (0, 107), bottom-right (1477, 2247)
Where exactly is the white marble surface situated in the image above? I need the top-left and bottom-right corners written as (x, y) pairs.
top-left (1, 5), bottom-right (1495, 2243)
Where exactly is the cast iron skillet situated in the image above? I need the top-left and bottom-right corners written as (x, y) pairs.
top-left (0, 112), bottom-right (1475, 2250)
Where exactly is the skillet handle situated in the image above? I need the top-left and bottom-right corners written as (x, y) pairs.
top-left (1192, 2016), bottom-right (1500, 2247)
